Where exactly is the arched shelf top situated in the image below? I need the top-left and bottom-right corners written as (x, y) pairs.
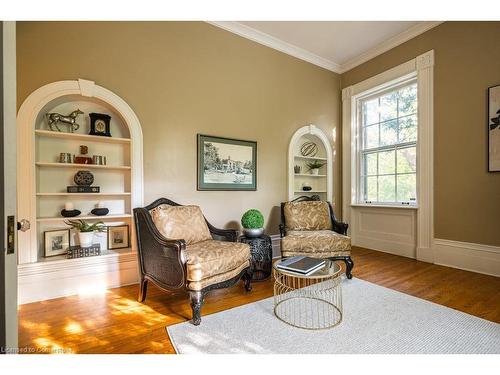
top-left (16, 79), bottom-right (144, 264)
top-left (288, 124), bottom-right (333, 203)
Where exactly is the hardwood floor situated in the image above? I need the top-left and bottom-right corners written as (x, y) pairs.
top-left (18, 247), bottom-right (500, 354)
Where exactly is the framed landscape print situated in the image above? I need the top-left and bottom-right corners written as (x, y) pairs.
top-left (44, 229), bottom-right (70, 257)
top-left (107, 225), bottom-right (129, 250)
top-left (197, 134), bottom-right (257, 190)
top-left (489, 84), bottom-right (500, 172)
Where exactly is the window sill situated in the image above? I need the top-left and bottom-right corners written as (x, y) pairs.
top-left (350, 203), bottom-right (418, 210)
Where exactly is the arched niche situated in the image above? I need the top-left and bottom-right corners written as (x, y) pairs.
top-left (288, 124), bottom-right (333, 203)
top-left (17, 79), bottom-right (143, 264)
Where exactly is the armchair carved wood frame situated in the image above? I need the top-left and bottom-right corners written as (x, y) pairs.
top-left (133, 198), bottom-right (253, 325)
top-left (279, 195), bottom-right (354, 279)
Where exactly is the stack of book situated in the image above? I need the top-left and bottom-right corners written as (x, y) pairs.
top-left (276, 256), bottom-right (326, 275)
top-left (67, 244), bottom-right (101, 259)
top-left (67, 186), bottom-right (100, 193)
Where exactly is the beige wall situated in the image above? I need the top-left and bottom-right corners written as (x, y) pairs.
top-left (341, 21), bottom-right (500, 246)
top-left (16, 21), bottom-right (341, 234)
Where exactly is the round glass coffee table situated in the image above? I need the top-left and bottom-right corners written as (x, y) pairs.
top-left (273, 259), bottom-right (342, 330)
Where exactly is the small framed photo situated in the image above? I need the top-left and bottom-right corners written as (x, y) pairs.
top-left (44, 229), bottom-right (70, 257)
top-left (107, 225), bottom-right (129, 250)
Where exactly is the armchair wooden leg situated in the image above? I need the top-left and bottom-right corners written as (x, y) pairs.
top-left (243, 268), bottom-right (253, 292)
top-left (190, 291), bottom-right (204, 326)
top-left (345, 256), bottom-right (354, 279)
top-left (138, 278), bottom-right (148, 302)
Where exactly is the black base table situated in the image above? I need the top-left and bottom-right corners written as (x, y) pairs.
top-left (239, 234), bottom-right (273, 281)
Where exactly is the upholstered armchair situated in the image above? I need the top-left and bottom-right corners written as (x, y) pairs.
top-left (133, 198), bottom-right (252, 325)
top-left (279, 195), bottom-right (354, 279)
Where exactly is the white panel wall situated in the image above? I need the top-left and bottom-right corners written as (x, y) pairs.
top-left (351, 206), bottom-right (417, 258)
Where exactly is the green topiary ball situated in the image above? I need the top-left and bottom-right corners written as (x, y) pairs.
top-left (241, 209), bottom-right (264, 229)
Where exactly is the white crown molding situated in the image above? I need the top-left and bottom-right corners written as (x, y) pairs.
top-left (207, 21), bottom-right (341, 72)
top-left (207, 21), bottom-right (443, 74)
top-left (338, 22), bottom-right (443, 73)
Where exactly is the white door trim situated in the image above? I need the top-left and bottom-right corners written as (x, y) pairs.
top-left (2, 20), bottom-right (18, 351)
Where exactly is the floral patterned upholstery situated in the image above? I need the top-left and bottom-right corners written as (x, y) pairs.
top-left (284, 201), bottom-right (332, 231)
top-left (184, 239), bottom-right (251, 283)
top-left (188, 261), bottom-right (250, 291)
top-left (150, 204), bottom-right (212, 245)
top-left (281, 230), bottom-right (351, 257)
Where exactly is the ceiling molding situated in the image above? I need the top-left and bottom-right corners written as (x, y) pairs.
top-left (207, 21), bottom-right (444, 75)
top-left (207, 21), bottom-right (341, 72)
top-left (337, 21), bottom-right (443, 73)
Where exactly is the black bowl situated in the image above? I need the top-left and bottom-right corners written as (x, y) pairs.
top-left (91, 208), bottom-right (109, 216)
top-left (61, 209), bottom-right (81, 217)
top-left (302, 186), bottom-right (312, 191)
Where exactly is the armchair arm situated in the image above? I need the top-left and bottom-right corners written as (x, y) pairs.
top-left (332, 220), bottom-right (349, 236)
top-left (206, 221), bottom-right (238, 242)
top-left (279, 223), bottom-right (286, 238)
top-left (133, 208), bottom-right (187, 289)
top-left (326, 202), bottom-right (349, 235)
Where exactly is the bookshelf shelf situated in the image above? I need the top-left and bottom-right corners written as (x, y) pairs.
top-left (294, 155), bottom-right (328, 161)
top-left (294, 173), bottom-right (327, 177)
top-left (35, 129), bottom-right (131, 144)
top-left (37, 214), bottom-right (132, 222)
top-left (37, 192), bottom-right (131, 197)
top-left (36, 162), bottom-right (131, 170)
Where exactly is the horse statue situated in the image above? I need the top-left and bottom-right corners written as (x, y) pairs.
top-left (46, 109), bottom-right (84, 132)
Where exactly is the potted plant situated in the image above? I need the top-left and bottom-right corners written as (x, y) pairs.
top-left (306, 160), bottom-right (326, 175)
top-left (65, 219), bottom-right (106, 248)
top-left (241, 209), bottom-right (265, 238)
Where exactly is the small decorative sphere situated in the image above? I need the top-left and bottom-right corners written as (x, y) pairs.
top-left (300, 141), bottom-right (318, 157)
top-left (241, 209), bottom-right (264, 229)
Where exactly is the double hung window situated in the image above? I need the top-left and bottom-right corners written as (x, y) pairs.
top-left (358, 79), bottom-right (418, 205)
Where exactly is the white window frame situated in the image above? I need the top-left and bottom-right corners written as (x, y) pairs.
top-left (342, 50), bottom-right (434, 262)
top-left (354, 74), bottom-right (418, 207)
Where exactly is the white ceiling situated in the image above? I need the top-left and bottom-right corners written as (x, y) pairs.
top-left (209, 21), bottom-right (442, 73)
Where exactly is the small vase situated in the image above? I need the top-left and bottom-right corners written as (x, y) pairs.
top-left (243, 228), bottom-right (264, 238)
top-left (310, 168), bottom-right (319, 175)
top-left (78, 231), bottom-right (94, 248)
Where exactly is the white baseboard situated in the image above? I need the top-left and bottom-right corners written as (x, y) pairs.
top-left (354, 236), bottom-right (416, 259)
top-left (18, 252), bottom-right (139, 304)
top-left (433, 239), bottom-right (500, 277)
top-left (416, 246), bottom-right (434, 263)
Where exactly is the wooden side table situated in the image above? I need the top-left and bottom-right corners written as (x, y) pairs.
top-left (239, 234), bottom-right (273, 281)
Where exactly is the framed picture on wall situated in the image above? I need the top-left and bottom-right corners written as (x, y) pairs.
top-left (488, 84), bottom-right (500, 172)
top-left (197, 134), bottom-right (257, 191)
top-left (107, 225), bottom-right (130, 250)
top-left (44, 229), bottom-right (70, 257)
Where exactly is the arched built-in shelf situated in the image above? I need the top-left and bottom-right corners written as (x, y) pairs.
top-left (288, 125), bottom-right (333, 202)
top-left (16, 79), bottom-right (143, 303)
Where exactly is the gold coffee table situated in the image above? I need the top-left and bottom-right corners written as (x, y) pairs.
top-left (273, 259), bottom-right (343, 330)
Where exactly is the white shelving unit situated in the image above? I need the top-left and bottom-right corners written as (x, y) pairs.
top-left (34, 122), bottom-right (133, 261)
top-left (17, 79), bottom-right (144, 303)
top-left (288, 125), bottom-right (333, 202)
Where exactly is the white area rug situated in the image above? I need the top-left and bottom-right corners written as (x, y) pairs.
top-left (166, 278), bottom-right (500, 354)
